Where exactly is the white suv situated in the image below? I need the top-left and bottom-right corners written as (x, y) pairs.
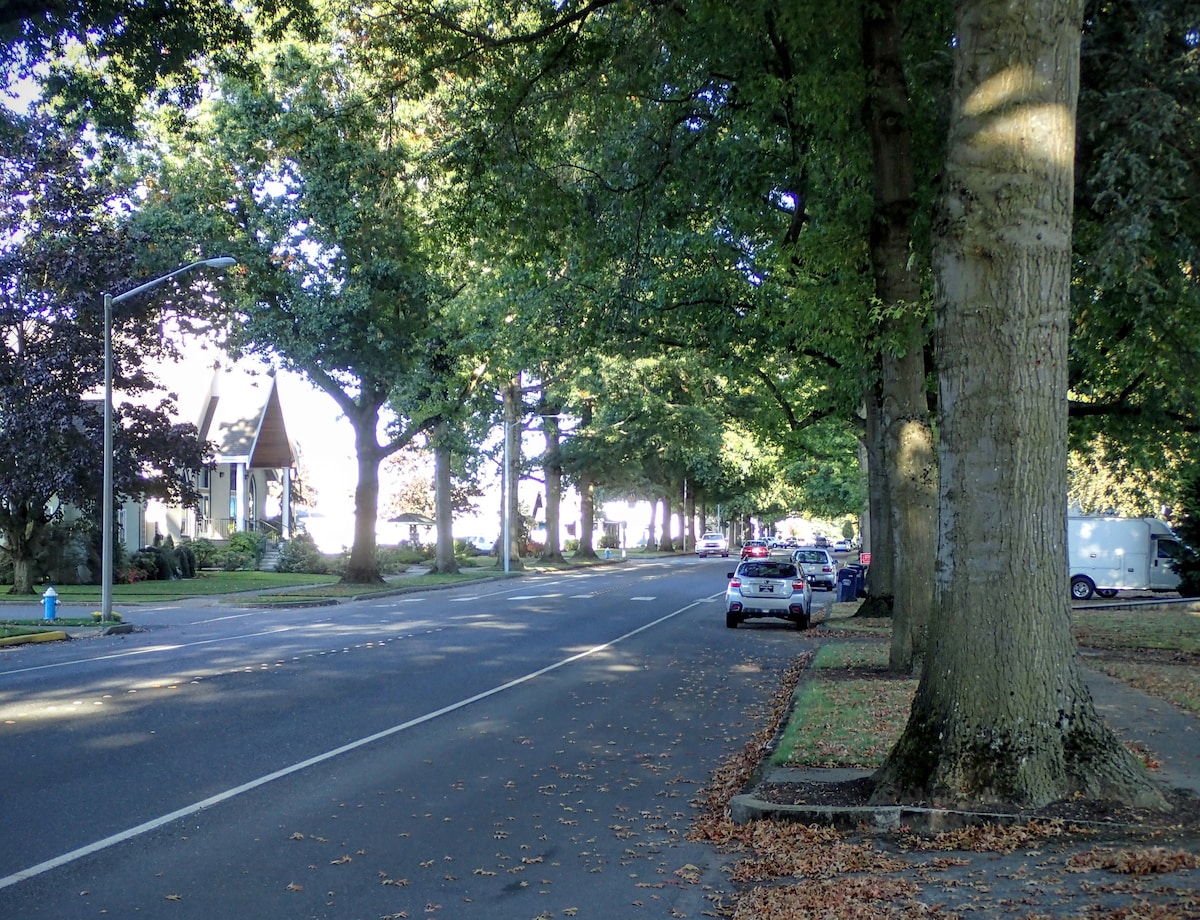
top-left (697, 532), bottom-right (730, 557)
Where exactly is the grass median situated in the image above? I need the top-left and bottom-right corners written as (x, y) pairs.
top-left (772, 600), bottom-right (1200, 769)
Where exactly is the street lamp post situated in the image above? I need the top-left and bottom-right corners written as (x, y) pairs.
top-left (100, 256), bottom-right (237, 621)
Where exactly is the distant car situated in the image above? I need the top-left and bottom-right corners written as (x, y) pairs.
top-left (832, 539), bottom-right (852, 553)
top-left (697, 532), bottom-right (730, 557)
top-left (740, 540), bottom-right (770, 560)
top-left (791, 547), bottom-right (838, 590)
top-left (460, 536), bottom-right (495, 554)
top-left (725, 559), bottom-right (812, 629)
top-left (813, 534), bottom-right (829, 548)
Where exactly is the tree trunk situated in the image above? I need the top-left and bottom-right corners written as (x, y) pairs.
top-left (657, 494), bottom-right (674, 552)
top-left (11, 557), bottom-right (35, 595)
top-left (576, 473), bottom-right (598, 558)
top-left (343, 407), bottom-right (384, 584)
top-left (862, 0), bottom-right (937, 669)
top-left (499, 381), bottom-right (524, 571)
top-left (539, 414), bottom-right (566, 564)
top-left (856, 390), bottom-right (894, 617)
top-left (872, 0), bottom-right (1165, 811)
top-left (682, 479), bottom-right (694, 553)
top-left (430, 418), bottom-right (458, 575)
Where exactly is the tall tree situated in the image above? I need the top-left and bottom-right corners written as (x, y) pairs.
top-left (860, 0), bottom-right (940, 669)
top-left (0, 118), bottom-right (208, 592)
top-left (872, 0), bottom-right (1165, 810)
top-left (135, 37), bottom-right (449, 582)
top-left (0, 0), bottom-right (315, 132)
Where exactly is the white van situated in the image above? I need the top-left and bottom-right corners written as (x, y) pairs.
top-left (1068, 516), bottom-right (1181, 600)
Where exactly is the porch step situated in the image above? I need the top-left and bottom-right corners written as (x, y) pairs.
top-left (259, 544), bottom-right (282, 572)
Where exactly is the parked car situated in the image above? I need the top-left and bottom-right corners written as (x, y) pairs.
top-left (460, 536), bottom-right (495, 554)
top-left (725, 559), bottom-right (812, 629)
top-left (832, 539), bottom-right (852, 553)
top-left (696, 532), bottom-right (730, 557)
top-left (740, 540), bottom-right (770, 560)
top-left (791, 547), bottom-right (838, 590)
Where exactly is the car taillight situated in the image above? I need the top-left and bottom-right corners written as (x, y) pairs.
top-left (730, 578), bottom-right (742, 588)
top-left (792, 580), bottom-right (804, 590)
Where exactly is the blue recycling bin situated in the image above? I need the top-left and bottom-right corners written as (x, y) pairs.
top-left (836, 568), bottom-right (857, 602)
top-left (844, 563), bottom-right (867, 598)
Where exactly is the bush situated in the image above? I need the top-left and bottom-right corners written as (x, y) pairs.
top-left (175, 543), bottom-right (197, 578)
top-left (378, 545), bottom-right (420, 573)
top-left (216, 549), bottom-right (256, 571)
top-left (190, 538), bottom-right (219, 569)
top-left (228, 530), bottom-right (265, 563)
top-left (599, 533), bottom-right (621, 549)
top-left (276, 533), bottom-right (329, 575)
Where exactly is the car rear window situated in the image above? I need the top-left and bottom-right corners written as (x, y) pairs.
top-left (794, 551), bottom-right (826, 563)
top-left (740, 562), bottom-right (797, 579)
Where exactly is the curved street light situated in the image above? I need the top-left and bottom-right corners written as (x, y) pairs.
top-left (101, 256), bottom-right (237, 621)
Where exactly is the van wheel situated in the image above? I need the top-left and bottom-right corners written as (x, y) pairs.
top-left (1070, 576), bottom-right (1096, 600)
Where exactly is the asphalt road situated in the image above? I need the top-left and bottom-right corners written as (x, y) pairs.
top-left (0, 556), bottom-right (831, 919)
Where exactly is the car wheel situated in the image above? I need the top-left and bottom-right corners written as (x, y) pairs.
top-left (698, 553), bottom-right (706, 558)
top-left (1070, 575), bottom-right (1096, 600)
top-left (725, 611), bottom-right (740, 629)
top-left (794, 614), bottom-right (810, 630)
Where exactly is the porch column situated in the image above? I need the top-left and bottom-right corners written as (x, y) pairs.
top-left (282, 467), bottom-right (292, 539)
top-left (236, 462), bottom-right (247, 533)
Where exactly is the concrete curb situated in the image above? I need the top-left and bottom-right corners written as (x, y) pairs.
top-left (0, 630), bottom-right (68, 647)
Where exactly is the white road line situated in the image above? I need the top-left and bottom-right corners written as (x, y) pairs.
top-left (0, 599), bottom-right (703, 891)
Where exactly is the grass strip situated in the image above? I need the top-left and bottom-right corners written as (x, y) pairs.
top-left (772, 671), bottom-right (917, 768)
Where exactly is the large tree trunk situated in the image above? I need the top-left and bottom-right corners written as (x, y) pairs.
top-left (498, 381), bottom-right (525, 571)
top-left (576, 473), bottom-right (598, 558)
top-left (873, 0), bottom-right (1165, 810)
top-left (657, 494), bottom-right (674, 552)
top-left (539, 414), bottom-right (566, 564)
top-left (344, 407), bottom-right (384, 584)
top-left (862, 0), bottom-right (937, 670)
top-left (430, 418), bottom-right (458, 575)
top-left (856, 390), bottom-right (894, 616)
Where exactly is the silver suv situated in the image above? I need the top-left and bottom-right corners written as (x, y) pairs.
top-left (791, 547), bottom-right (838, 591)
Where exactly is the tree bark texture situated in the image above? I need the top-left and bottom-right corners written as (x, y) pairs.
top-left (539, 415), bottom-right (567, 564)
top-left (500, 381), bottom-right (525, 571)
top-left (344, 407), bottom-right (383, 584)
top-left (872, 0), bottom-right (1166, 810)
top-left (857, 389), bottom-right (895, 616)
top-left (431, 418), bottom-right (458, 575)
top-left (862, 0), bottom-right (937, 669)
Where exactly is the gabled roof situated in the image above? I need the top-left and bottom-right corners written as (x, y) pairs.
top-left (198, 367), bottom-right (296, 469)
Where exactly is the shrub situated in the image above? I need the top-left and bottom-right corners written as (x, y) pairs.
top-left (599, 533), bottom-right (621, 549)
top-left (276, 533), bottom-right (329, 575)
top-left (228, 530), bottom-right (265, 563)
top-left (128, 550), bottom-right (163, 581)
top-left (378, 545), bottom-right (419, 573)
top-left (216, 549), bottom-right (255, 571)
top-left (190, 538), bottom-right (219, 569)
top-left (175, 543), bottom-right (197, 578)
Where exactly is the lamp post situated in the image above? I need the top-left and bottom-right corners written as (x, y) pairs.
top-left (100, 256), bottom-right (237, 621)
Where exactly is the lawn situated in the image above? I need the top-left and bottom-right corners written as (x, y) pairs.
top-left (772, 600), bottom-right (1200, 770)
